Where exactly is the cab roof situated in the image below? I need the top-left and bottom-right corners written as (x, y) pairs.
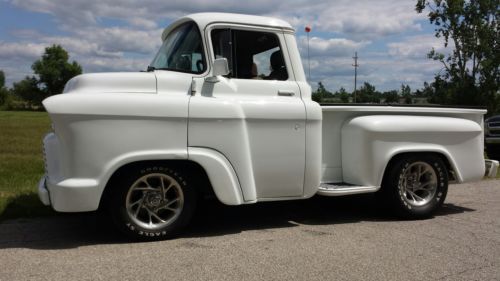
top-left (161, 12), bottom-right (294, 41)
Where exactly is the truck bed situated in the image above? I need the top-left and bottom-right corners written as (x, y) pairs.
top-left (320, 104), bottom-right (486, 185)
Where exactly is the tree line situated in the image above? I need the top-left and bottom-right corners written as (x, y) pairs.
top-left (0, 45), bottom-right (81, 110)
top-left (312, 82), bottom-right (426, 105)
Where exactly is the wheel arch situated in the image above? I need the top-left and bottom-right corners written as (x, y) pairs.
top-left (99, 159), bottom-right (215, 210)
top-left (379, 149), bottom-right (457, 188)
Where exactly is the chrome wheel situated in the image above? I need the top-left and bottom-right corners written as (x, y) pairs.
top-left (125, 173), bottom-right (184, 230)
top-left (400, 162), bottom-right (438, 207)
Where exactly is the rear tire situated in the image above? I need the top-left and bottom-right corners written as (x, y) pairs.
top-left (109, 165), bottom-right (197, 240)
top-left (382, 154), bottom-right (448, 219)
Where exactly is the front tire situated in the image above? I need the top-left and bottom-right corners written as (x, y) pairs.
top-left (382, 154), bottom-right (448, 219)
top-left (109, 165), bottom-right (197, 240)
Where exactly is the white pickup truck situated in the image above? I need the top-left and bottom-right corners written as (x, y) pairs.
top-left (38, 13), bottom-right (498, 240)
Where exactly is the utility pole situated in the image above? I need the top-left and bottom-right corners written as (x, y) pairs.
top-left (352, 52), bottom-right (359, 103)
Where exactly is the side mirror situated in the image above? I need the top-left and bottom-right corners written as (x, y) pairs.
top-left (206, 58), bottom-right (229, 83)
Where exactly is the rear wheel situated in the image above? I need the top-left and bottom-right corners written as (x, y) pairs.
top-left (109, 165), bottom-right (197, 240)
top-left (382, 154), bottom-right (448, 219)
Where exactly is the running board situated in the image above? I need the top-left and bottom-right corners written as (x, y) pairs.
top-left (317, 182), bottom-right (379, 196)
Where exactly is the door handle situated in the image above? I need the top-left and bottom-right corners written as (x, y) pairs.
top-left (278, 90), bottom-right (295, 96)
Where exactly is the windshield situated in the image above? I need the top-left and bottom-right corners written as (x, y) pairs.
top-left (149, 21), bottom-right (206, 74)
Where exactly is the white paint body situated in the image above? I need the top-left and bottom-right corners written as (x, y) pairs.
top-left (39, 13), bottom-right (487, 212)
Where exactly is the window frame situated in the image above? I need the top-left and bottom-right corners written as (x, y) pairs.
top-left (206, 24), bottom-right (292, 81)
top-left (150, 21), bottom-right (208, 75)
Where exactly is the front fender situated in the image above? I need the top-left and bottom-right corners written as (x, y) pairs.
top-left (188, 147), bottom-right (246, 205)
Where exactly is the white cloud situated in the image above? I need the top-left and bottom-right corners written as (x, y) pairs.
top-left (269, 0), bottom-right (425, 39)
top-left (388, 35), bottom-right (451, 59)
top-left (40, 36), bottom-right (122, 58)
top-left (10, 0), bottom-right (424, 38)
top-left (72, 27), bottom-right (163, 54)
top-left (0, 42), bottom-right (45, 60)
top-left (298, 36), bottom-right (370, 58)
top-left (128, 18), bottom-right (158, 29)
top-left (82, 56), bottom-right (151, 73)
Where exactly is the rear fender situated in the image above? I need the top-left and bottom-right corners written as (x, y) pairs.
top-left (341, 115), bottom-right (485, 187)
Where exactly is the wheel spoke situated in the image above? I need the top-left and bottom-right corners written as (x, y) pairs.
top-left (407, 190), bottom-right (424, 202)
top-left (151, 209), bottom-right (165, 222)
top-left (157, 199), bottom-right (180, 211)
top-left (133, 186), bottom-right (158, 191)
top-left (165, 206), bottom-right (178, 213)
top-left (129, 197), bottom-right (143, 207)
top-left (159, 176), bottom-right (166, 196)
top-left (147, 209), bottom-right (153, 225)
top-left (147, 209), bottom-right (166, 223)
top-left (416, 165), bottom-right (422, 180)
top-left (164, 182), bottom-right (175, 195)
top-left (166, 198), bottom-right (179, 207)
top-left (133, 198), bottom-right (145, 218)
top-left (141, 179), bottom-right (152, 188)
top-left (417, 180), bottom-right (434, 191)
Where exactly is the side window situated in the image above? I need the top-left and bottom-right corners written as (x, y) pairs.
top-left (211, 29), bottom-right (288, 80)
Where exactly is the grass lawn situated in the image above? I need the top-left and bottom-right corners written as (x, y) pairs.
top-left (0, 111), bottom-right (54, 220)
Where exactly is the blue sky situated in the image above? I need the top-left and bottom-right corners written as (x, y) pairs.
top-left (0, 0), bottom-right (447, 92)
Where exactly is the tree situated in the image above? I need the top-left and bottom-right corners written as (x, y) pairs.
top-left (0, 70), bottom-right (6, 106)
top-left (32, 44), bottom-right (82, 97)
top-left (337, 87), bottom-right (350, 103)
top-left (357, 82), bottom-right (380, 103)
top-left (312, 82), bottom-right (334, 103)
top-left (8, 45), bottom-right (82, 108)
top-left (416, 0), bottom-right (499, 114)
top-left (383, 90), bottom-right (399, 103)
top-left (401, 84), bottom-right (413, 104)
top-left (11, 76), bottom-right (44, 108)
top-left (0, 70), bottom-right (4, 88)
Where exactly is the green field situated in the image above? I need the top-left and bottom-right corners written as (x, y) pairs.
top-left (0, 111), bottom-right (53, 220)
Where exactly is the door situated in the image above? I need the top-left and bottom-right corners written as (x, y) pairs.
top-left (188, 27), bottom-right (306, 200)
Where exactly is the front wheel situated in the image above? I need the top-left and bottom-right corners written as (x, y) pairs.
top-left (382, 154), bottom-right (448, 219)
top-left (109, 165), bottom-right (197, 240)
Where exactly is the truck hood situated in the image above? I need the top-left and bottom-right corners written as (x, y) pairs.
top-left (63, 72), bottom-right (157, 94)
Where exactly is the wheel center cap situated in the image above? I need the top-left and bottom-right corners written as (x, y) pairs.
top-left (146, 192), bottom-right (162, 208)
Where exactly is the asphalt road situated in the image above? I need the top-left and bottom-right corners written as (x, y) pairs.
top-left (1, 180), bottom-right (499, 281)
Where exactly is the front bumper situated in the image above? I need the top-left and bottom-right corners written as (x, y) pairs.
top-left (38, 176), bottom-right (51, 206)
top-left (37, 176), bottom-right (101, 212)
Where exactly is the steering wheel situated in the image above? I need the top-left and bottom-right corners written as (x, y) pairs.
top-left (196, 60), bottom-right (204, 72)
